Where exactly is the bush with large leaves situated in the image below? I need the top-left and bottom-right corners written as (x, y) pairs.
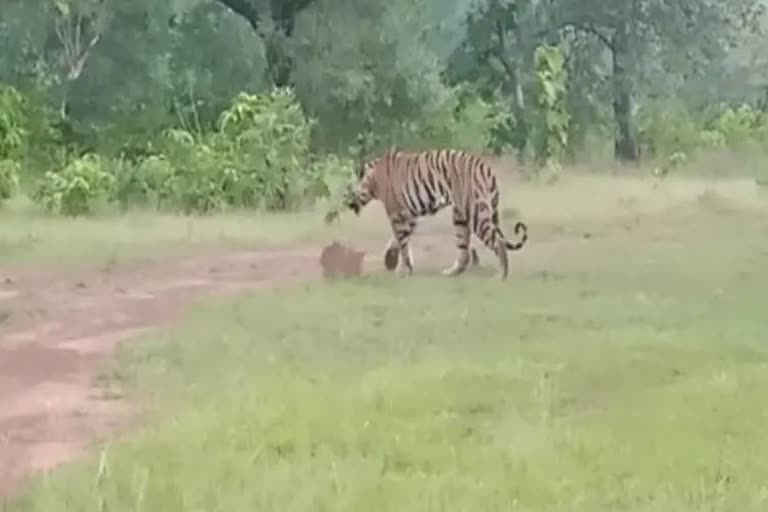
top-left (110, 87), bottom-right (348, 214)
top-left (32, 153), bottom-right (115, 215)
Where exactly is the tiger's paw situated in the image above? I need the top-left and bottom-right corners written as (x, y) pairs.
top-left (384, 246), bottom-right (399, 271)
top-left (441, 264), bottom-right (467, 277)
top-left (470, 248), bottom-right (479, 266)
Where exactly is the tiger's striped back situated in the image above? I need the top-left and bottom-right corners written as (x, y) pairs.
top-left (379, 149), bottom-right (468, 216)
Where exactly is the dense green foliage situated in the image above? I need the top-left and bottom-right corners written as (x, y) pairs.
top-left (1, 0), bottom-right (767, 214)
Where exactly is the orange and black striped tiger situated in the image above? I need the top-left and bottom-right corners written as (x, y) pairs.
top-left (341, 147), bottom-right (528, 279)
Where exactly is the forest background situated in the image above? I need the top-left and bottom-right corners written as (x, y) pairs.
top-left (1, 0), bottom-right (768, 215)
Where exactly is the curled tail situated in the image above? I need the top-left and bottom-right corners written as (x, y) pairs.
top-left (505, 221), bottom-right (528, 251)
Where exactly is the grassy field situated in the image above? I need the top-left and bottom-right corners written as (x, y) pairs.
top-left (5, 171), bottom-right (768, 510)
top-left (2, 166), bottom-right (764, 267)
top-left (0, 196), bottom-right (341, 266)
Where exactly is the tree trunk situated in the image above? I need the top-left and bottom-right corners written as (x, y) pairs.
top-left (265, 0), bottom-right (297, 87)
top-left (215, 0), bottom-right (316, 87)
top-left (611, 21), bottom-right (638, 161)
top-left (495, 52), bottom-right (528, 155)
top-left (511, 64), bottom-right (530, 154)
top-left (264, 37), bottom-right (292, 87)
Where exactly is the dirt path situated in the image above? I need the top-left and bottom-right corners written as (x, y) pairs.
top-left (0, 215), bottom-right (539, 500)
top-left (0, 244), bottom-right (334, 500)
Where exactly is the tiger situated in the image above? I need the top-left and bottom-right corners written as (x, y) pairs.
top-left (340, 147), bottom-right (528, 279)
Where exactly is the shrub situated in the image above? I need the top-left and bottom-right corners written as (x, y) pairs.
top-left (0, 84), bottom-right (29, 160)
top-left (306, 153), bottom-right (355, 202)
top-left (17, 87), bottom-right (370, 215)
top-left (215, 88), bottom-right (316, 210)
top-left (111, 155), bottom-right (175, 210)
top-left (418, 85), bottom-right (504, 152)
top-left (532, 45), bottom-right (570, 167)
top-left (0, 83), bottom-right (61, 177)
top-left (638, 99), bottom-right (701, 158)
top-left (0, 159), bottom-right (20, 203)
top-left (707, 103), bottom-right (766, 146)
top-left (32, 153), bottom-right (115, 215)
top-left (352, 84), bottom-right (504, 156)
top-left (161, 138), bottom-right (230, 214)
top-left (150, 88), bottom-right (327, 214)
top-left (697, 129), bottom-right (726, 149)
top-left (640, 100), bottom-right (768, 160)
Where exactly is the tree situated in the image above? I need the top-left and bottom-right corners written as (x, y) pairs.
top-left (46, 0), bottom-right (110, 118)
top-left (213, 0), bottom-right (317, 86)
top-left (449, 0), bottom-right (766, 161)
top-left (2, 0), bottom-right (767, 172)
top-left (549, 0), bottom-right (766, 161)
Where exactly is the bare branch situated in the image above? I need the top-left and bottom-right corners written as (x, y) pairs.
top-left (214, 0), bottom-right (262, 32)
top-left (493, 19), bottom-right (516, 79)
top-left (68, 32), bottom-right (99, 80)
top-left (52, 1), bottom-right (106, 81)
top-left (577, 22), bottom-right (614, 49)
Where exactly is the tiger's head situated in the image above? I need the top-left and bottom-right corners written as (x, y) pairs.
top-left (343, 158), bottom-right (378, 215)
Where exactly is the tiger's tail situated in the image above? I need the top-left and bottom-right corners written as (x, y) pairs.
top-left (504, 221), bottom-right (528, 251)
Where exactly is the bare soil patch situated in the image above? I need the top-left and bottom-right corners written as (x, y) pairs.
top-left (0, 219), bottom-right (573, 500)
top-left (0, 245), bottom-right (334, 499)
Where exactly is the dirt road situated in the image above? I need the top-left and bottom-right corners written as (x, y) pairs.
top-left (0, 245), bottom-right (328, 499)
top-left (0, 211), bottom-right (537, 500)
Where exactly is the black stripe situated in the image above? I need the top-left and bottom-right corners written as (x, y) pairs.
top-left (426, 165), bottom-right (437, 190)
top-left (411, 181), bottom-right (428, 214)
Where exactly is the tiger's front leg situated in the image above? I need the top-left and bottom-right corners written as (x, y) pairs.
top-left (383, 238), bottom-right (400, 272)
top-left (390, 216), bottom-right (417, 276)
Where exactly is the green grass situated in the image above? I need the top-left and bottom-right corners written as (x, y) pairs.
top-left (6, 173), bottom-right (768, 510)
top-left (0, 196), bottom-right (366, 266)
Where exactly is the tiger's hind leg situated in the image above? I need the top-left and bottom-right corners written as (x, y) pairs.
top-left (442, 206), bottom-right (472, 276)
top-left (473, 203), bottom-right (509, 280)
